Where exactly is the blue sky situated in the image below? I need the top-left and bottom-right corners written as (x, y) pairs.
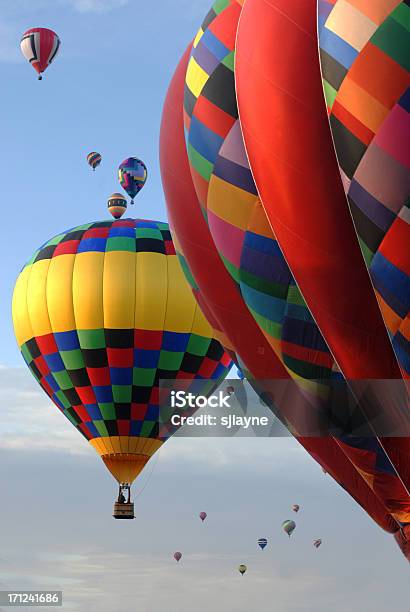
top-left (1, 2), bottom-right (409, 610)
top-left (0, 0), bottom-right (211, 365)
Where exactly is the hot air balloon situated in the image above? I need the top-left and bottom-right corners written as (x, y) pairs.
top-left (314, 539), bottom-right (322, 549)
top-left (118, 158), bottom-right (147, 204)
top-left (174, 552), bottom-right (182, 562)
top-left (87, 152), bottom-right (102, 171)
top-left (169, 0), bottom-right (410, 550)
top-left (292, 505), bottom-right (300, 513)
top-left (159, 7), bottom-right (410, 560)
top-left (258, 538), bottom-right (267, 551)
top-left (108, 193), bottom-right (127, 219)
top-left (238, 564), bottom-right (247, 576)
top-left (20, 28), bottom-right (60, 80)
top-left (199, 511), bottom-right (207, 522)
top-left (282, 520), bottom-right (296, 538)
top-left (12, 217), bottom-right (232, 519)
top-left (226, 385), bottom-right (235, 395)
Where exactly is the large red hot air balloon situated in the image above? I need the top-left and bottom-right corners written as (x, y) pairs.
top-left (159, 24), bottom-right (406, 545)
top-left (160, 0), bottom-right (410, 560)
top-left (182, 0), bottom-right (409, 536)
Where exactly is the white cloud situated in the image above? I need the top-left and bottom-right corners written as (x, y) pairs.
top-left (67, 0), bottom-right (129, 13)
top-left (0, 368), bottom-right (90, 455)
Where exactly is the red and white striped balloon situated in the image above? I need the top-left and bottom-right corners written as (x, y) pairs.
top-left (20, 28), bottom-right (60, 80)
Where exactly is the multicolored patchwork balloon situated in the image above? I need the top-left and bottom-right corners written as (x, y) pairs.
top-left (319, 0), bottom-right (410, 377)
top-left (160, 7), bottom-right (410, 545)
top-left (12, 219), bottom-right (232, 505)
top-left (20, 27), bottom-right (60, 80)
top-left (87, 152), bottom-right (102, 171)
top-left (108, 193), bottom-right (127, 219)
top-left (118, 157), bottom-right (148, 204)
top-left (183, 0), bottom-right (410, 533)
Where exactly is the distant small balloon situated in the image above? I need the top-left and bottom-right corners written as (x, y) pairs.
top-left (226, 385), bottom-right (235, 395)
top-left (292, 504), bottom-right (300, 513)
top-left (199, 512), bottom-right (207, 522)
top-left (108, 193), bottom-right (127, 219)
top-left (87, 152), bottom-right (102, 171)
top-left (258, 538), bottom-right (267, 551)
top-left (282, 520), bottom-right (296, 538)
top-left (118, 157), bottom-right (147, 204)
top-left (238, 564), bottom-right (247, 576)
top-left (313, 539), bottom-right (322, 549)
top-left (174, 552), bottom-right (182, 562)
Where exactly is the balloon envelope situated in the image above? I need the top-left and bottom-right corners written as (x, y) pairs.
top-left (118, 157), bottom-right (147, 203)
top-left (12, 218), bottom-right (232, 486)
top-left (20, 28), bottom-right (60, 79)
top-left (292, 505), bottom-right (300, 513)
top-left (87, 152), bottom-right (102, 171)
top-left (314, 539), bottom-right (322, 549)
top-left (160, 2), bottom-right (409, 545)
top-left (238, 564), bottom-right (247, 575)
top-left (258, 538), bottom-right (267, 550)
top-left (199, 512), bottom-right (207, 522)
top-left (174, 552), bottom-right (182, 562)
top-left (107, 193), bottom-right (127, 219)
top-left (282, 520), bottom-right (296, 537)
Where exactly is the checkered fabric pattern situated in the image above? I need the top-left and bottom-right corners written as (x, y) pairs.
top-left (184, 0), bottom-right (241, 216)
top-left (14, 219), bottom-right (232, 445)
top-left (319, 0), bottom-right (410, 375)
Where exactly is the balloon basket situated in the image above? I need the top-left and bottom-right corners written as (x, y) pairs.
top-left (113, 502), bottom-right (135, 520)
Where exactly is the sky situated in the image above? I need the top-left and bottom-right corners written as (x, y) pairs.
top-left (0, 0), bottom-right (212, 365)
top-left (1, 369), bottom-right (409, 612)
top-left (0, 2), bottom-right (409, 611)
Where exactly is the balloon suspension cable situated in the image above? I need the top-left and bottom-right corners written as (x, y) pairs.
top-left (133, 449), bottom-right (160, 501)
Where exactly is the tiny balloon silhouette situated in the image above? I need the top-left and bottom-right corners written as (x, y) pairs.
top-left (174, 552), bottom-right (182, 562)
top-left (199, 512), bottom-right (207, 522)
top-left (314, 539), bottom-right (322, 549)
top-left (238, 564), bottom-right (247, 576)
top-left (292, 504), bottom-right (300, 513)
top-left (258, 538), bottom-right (267, 551)
top-left (282, 520), bottom-right (296, 538)
top-left (226, 385), bottom-right (235, 395)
